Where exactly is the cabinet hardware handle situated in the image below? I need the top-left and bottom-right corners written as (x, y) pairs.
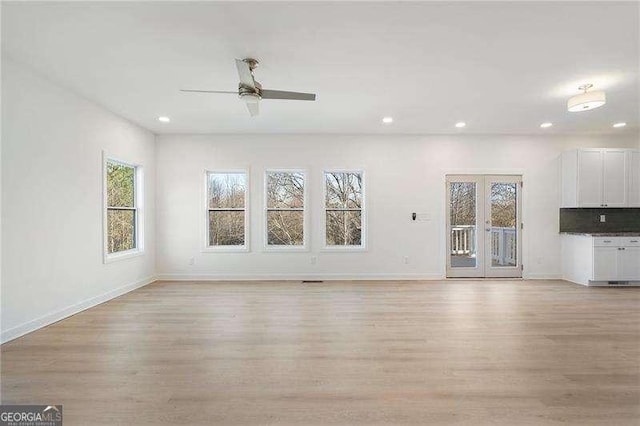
top-left (631, 240), bottom-right (638, 243)
top-left (603, 240), bottom-right (612, 243)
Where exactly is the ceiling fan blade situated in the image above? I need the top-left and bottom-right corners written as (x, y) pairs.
top-left (261, 89), bottom-right (316, 101)
top-left (180, 89), bottom-right (238, 94)
top-left (235, 59), bottom-right (256, 90)
top-left (246, 101), bottom-right (259, 117)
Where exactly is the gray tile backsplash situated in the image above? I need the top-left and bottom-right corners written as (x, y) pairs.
top-left (559, 208), bottom-right (640, 233)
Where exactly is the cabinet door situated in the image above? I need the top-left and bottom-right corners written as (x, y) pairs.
top-left (602, 149), bottom-right (628, 207)
top-left (577, 149), bottom-right (603, 207)
top-left (629, 150), bottom-right (640, 207)
top-left (593, 247), bottom-right (618, 281)
top-left (619, 247), bottom-right (640, 281)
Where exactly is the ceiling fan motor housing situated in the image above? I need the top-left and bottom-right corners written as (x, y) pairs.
top-left (239, 80), bottom-right (262, 99)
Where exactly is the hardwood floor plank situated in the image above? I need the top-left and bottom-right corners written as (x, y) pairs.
top-left (1, 280), bottom-right (639, 425)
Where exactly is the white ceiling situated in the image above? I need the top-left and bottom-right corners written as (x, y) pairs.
top-left (3, 1), bottom-right (639, 135)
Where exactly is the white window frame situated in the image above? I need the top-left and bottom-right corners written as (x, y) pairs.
top-left (322, 169), bottom-right (367, 251)
top-left (203, 169), bottom-right (250, 253)
top-left (103, 152), bottom-right (144, 264)
top-left (263, 169), bottom-right (309, 252)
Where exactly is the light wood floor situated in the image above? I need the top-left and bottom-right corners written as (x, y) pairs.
top-left (1, 280), bottom-right (639, 425)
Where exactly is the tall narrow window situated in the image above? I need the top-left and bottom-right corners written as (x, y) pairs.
top-left (105, 158), bottom-right (142, 260)
top-left (207, 171), bottom-right (248, 249)
top-left (265, 171), bottom-right (305, 248)
top-left (324, 171), bottom-right (365, 248)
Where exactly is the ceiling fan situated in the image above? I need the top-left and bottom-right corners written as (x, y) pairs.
top-left (180, 58), bottom-right (317, 116)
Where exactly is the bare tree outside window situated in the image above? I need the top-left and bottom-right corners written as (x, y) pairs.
top-left (490, 183), bottom-right (517, 228)
top-left (449, 182), bottom-right (476, 227)
top-left (208, 172), bottom-right (247, 246)
top-left (106, 161), bottom-right (137, 254)
top-left (490, 182), bottom-right (518, 266)
top-left (325, 172), bottom-right (363, 246)
top-left (266, 172), bottom-right (305, 246)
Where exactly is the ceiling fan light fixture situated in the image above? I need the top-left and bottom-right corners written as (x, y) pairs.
top-left (567, 84), bottom-right (606, 112)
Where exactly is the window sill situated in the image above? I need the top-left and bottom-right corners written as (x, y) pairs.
top-left (263, 246), bottom-right (309, 253)
top-left (104, 249), bottom-right (144, 264)
top-left (202, 246), bottom-right (249, 253)
top-left (320, 246), bottom-right (367, 253)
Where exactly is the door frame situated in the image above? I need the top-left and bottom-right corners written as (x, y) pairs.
top-left (483, 175), bottom-right (523, 278)
top-left (445, 174), bottom-right (523, 278)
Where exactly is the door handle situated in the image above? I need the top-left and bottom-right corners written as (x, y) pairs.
top-left (486, 228), bottom-right (491, 232)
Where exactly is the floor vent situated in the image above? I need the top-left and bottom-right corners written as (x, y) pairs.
top-left (608, 281), bottom-right (630, 285)
top-left (302, 280), bottom-right (324, 283)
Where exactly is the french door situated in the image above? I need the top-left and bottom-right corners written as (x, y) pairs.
top-left (446, 175), bottom-right (522, 278)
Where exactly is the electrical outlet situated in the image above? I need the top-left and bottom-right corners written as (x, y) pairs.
top-left (403, 256), bottom-right (409, 264)
top-left (600, 215), bottom-right (606, 223)
top-left (188, 257), bottom-right (195, 266)
top-left (310, 256), bottom-right (317, 265)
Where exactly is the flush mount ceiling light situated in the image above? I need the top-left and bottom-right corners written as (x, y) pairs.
top-left (382, 117), bottom-right (393, 124)
top-left (455, 121), bottom-right (466, 128)
top-left (540, 122), bottom-right (553, 128)
top-left (567, 84), bottom-right (606, 112)
top-left (613, 122), bottom-right (627, 128)
top-left (158, 116), bottom-right (170, 122)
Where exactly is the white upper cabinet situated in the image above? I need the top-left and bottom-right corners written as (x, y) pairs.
top-left (602, 149), bottom-right (628, 207)
top-left (561, 148), bottom-right (634, 208)
top-left (630, 150), bottom-right (640, 207)
top-left (577, 149), bottom-right (604, 207)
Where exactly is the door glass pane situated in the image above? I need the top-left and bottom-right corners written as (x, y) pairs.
top-left (490, 182), bottom-right (517, 267)
top-left (449, 182), bottom-right (477, 267)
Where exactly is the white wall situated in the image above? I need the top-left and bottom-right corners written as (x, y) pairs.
top-left (156, 133), bottom-right (638, 280)
top-left (1, 58), bottom-right (156, 342)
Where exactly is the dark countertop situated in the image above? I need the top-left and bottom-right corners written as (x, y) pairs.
top-left (560, 232), bottom-right (640, 237)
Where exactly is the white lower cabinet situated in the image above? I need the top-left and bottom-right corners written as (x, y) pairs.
top-left (620, 247), bottom-right (640, 281)
top-left (593, 247), bottom-right (619, 281)
top-left (562, 235), bottom-right (640, 286)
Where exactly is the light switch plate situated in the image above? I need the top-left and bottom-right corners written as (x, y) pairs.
top-left (600, 215), bottom-right (606, 223)
top-left (415, 213), bottom-right (431, 222)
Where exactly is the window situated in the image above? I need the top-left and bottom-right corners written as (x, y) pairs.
top-left (324, 171), bottom-right (365, 248)
top-left (104, 157), bottom-right (143, 261)
top-left (265, 171), bottom-right (306, 248)
top-left (207, 171), bottom-right (248, 249)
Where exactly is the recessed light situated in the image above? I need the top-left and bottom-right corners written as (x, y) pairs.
top-left (540, 122), bottom-right (553, 128)
top-left (158, 116), bottom-right (170, 123)
top-left (455, 121), bottom-right (466, 128)
top-left (613, 122), bottom-right (626, 128)
top-left (382, 117), bottom-right (393, 124)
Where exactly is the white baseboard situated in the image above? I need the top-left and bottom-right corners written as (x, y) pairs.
top-left (1, 275), bottom-right (157, 344)
top-left (156, 272), bottom-right (445, 281)
top-left (524, 273), bottom-right (562, 280)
